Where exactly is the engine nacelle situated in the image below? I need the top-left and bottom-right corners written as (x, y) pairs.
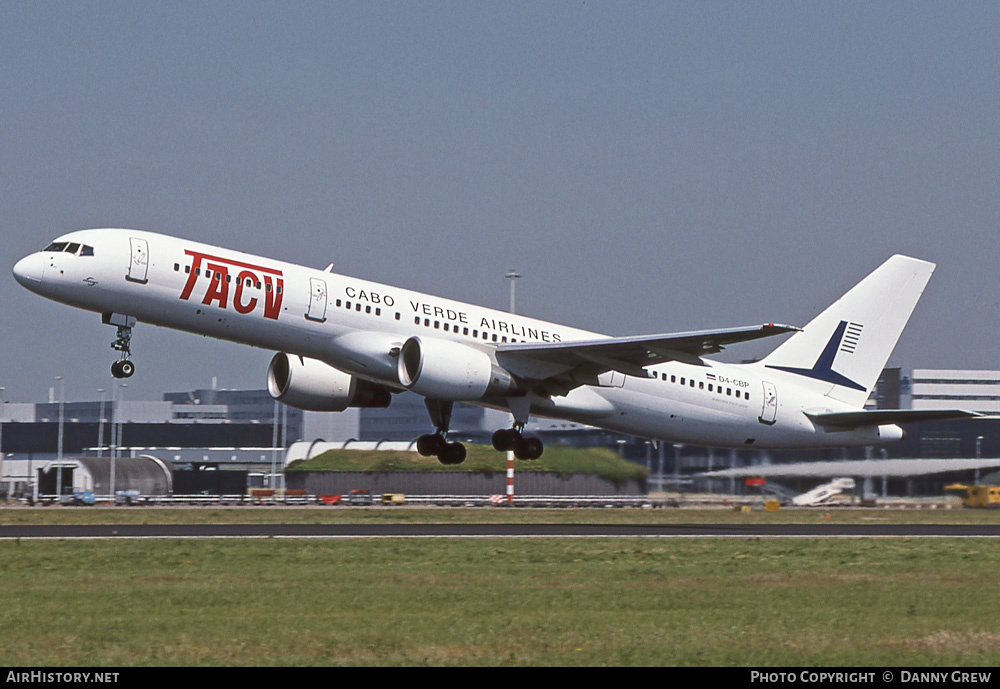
top-left (267, 353), bottom-right (391, 412)
top-left (397, 336), bottom-right (516, 401)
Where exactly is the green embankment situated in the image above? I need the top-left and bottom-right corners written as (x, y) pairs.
top-left (286, 444), bottom-right (648, 485)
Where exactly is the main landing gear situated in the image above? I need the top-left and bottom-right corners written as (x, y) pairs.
top-left (492, 395), bottom-right (544, 460)
top-left (491, 427), bottom-right (544, 460)
top-left (416, 432), bottom-right (467, 465)
top-left (104, 313), bottom-right (136, 379)
top-left (416, 398), bottom-right (545, 464)
top-left (416, 400), bottom-right (468, 465)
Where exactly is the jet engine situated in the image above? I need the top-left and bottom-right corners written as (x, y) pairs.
top-left (397, 336), bottom-right (516, 400)
top-left (267, 353), bottom-right (391, 411)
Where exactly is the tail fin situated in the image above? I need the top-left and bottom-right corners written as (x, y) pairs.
top-left (758, 255), bottom-right (935, 407)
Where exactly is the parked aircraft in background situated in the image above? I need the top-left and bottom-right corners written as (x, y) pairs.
top-left (792, 477), bottom-right (856, 506)
top-left (13, 229), bottom-right (978, 463)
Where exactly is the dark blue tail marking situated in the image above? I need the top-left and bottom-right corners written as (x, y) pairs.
top-left (765, 320), bottom-right (866, 391)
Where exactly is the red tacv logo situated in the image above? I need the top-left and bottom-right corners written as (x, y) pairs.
top-left (179, 250), bottom-right (284, 320)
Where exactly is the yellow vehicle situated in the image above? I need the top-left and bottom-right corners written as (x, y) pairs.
top-left (945, 484), bottom-right (1000, 508)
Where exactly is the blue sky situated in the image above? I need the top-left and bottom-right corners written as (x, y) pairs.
top-left (2, 2), bottom-right (998, 403)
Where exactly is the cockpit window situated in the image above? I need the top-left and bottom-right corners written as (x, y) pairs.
top-left (41, 241), bottom-right (95, 256)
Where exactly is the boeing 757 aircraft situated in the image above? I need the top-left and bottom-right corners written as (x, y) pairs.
top-left (12, 229), bottom-right (978, 463)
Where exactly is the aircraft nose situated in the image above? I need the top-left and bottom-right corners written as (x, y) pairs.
top-left (12, 253), bottom-right (44, 290)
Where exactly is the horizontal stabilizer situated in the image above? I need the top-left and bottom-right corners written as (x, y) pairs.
top-left (806, 409), bottom-right (982, 429)
top-left (698, 458), bottom-right (1000, 479)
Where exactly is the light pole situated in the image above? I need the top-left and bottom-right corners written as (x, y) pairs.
top-left (976, 436), bottom-right (984, 485)
top-left (112, 383), bottom-right (127, 502)
top-left (504, 270), bottom-right (520, 505)
top-left (56, 376), bottom-right (65, 501)
top-left (280, 402), bottom-right (288, 495)
top-left (111, 383), bottom-right (128, 505)
top-left (504, 269), bottom-right (521, 315)
top-left (97, 389), bottom-right (105, 459)
top-left (271, 399), bottom-right (279, 492)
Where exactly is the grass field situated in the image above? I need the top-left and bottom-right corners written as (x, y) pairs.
top-left (2, 506), bottom-right (1000, 666)
top-left (2, 503), bottom-right (1000, 525)
top-left (1, 535), bottom-right (999, 666)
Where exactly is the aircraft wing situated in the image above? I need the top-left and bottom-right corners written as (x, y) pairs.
top-left (495, 323), bottom-right (798, 393)
top-left (805, 409), bottom-right (983, 429)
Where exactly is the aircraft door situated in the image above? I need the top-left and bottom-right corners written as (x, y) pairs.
top-left (759, 381), bottom-right (777, 425)
top-left (126, 237), bottom-right (149, 284)
top-left (306, 277), bottom-right (328, 322)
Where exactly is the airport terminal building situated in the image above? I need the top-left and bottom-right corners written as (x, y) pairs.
top-left (2, 368), bottom-right (999, 500)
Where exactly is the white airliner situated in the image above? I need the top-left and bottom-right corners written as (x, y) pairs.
top-left (12, 229), bottom-right (978, 463)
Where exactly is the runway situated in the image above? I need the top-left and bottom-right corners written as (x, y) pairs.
top-left (2, 522), bottom-right (1000, 539)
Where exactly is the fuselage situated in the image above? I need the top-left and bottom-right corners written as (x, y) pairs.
top-left (13, 228), bottom-right (902, 450)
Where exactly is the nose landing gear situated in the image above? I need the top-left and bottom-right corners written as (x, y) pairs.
top-left (104, 313), bottom-right (136, 379)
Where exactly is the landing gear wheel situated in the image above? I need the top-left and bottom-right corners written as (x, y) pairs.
top-left (492, 428), bottom-right (520, 452)
top-left (111, 359), bottom-right (135, 379)
top-left (514, 436), bottom-right (544, 461)
top-left (417, 433), bottom-right (446, 457)
top-left (438, 442), bottom-right (467, 465)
